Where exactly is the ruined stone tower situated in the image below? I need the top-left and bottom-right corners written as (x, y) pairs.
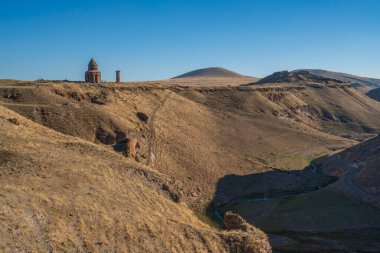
top-left (116, 70), bottom-right (120, 83)
top-left (85, 58), bottom-right (101, 83)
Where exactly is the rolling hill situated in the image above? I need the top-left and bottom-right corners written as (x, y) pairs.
top-left (0, 103), bottom-right (271, 252)
top-left (294, 69), bottom-right (380, 92)
top-left (1, 78), bottom-right (379, 210)
top-left (173, 67), bottom-right (251, 79)
top-left (252, 70), bottom-right (347, 85)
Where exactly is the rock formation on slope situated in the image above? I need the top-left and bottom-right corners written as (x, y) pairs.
top-left (253, 70), bottom-right (348, 85)
top-left (223, 212), bottom-right (272, 253)
top-left (294, 69), bottom-right (380, 91)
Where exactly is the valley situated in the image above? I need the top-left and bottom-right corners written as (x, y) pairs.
top-left (1, 70), bottom-right (380, 252)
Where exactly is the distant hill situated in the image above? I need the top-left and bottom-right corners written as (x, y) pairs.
top-left (294, 69), bottom-right (380, 91)
top-left (252, 70), bottom-right (347, 85)
top-left (367, 87), bottom-right (380, 102)
top-left (173, 67), bottom-right (251, 79)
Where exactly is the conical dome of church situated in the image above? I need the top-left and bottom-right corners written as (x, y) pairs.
top-left (88, 58), bottom-right (98, 70)
top-left (85, 58), bottom-right (101, 83)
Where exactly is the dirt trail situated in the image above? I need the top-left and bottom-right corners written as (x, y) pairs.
top-left (148, 91), bottom-right (172, 166)
top-left (0, 101), bottom-right (51, 107)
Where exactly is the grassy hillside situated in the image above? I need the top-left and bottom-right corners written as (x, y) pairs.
top-left (173, 67), bottom-right (252, 79)
top-left (0, 105), bottom-right (271, 252)
top-left (2, 79), bottom-right (380, 213)
top-left (1, 78), bottom-right (380, 252)
top-left (295, 69), bottom-right (380, 93)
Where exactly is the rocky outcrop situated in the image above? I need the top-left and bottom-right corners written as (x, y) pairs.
top-left (126, 137), bottom-right (138, 158)
top-left (54, 89), bottom-right (87, 102)
top-left (7, 118), bottom-right (20, 125)
top-left (224, 211), bottom-right (251, 231)
top-left (1, 88), bottom-right (22, 101)
top-left (255, 71), bottom-right (348, 85)
top-left (263, 92), bottom-right (286, 102)
top-left (54, 89), bottom-right (113, 105)
top-left (96, 128), bottom-right (116, 145)
top-left (223, 212), bottom-right (272, 253)
top-left (95, 128), bottom-right (149, 163)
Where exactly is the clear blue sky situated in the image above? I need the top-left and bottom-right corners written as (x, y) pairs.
top-left (0, 0), bottom-right (379, 81)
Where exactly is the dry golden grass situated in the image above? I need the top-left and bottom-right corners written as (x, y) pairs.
top-left (0, 106), bottom-right (271, 252)
top-left (2, 79), bottom-right (380, 212)
top-left (115, 76), bottom-right (259, 87)
top-left (1, 77), bottom-right (380, 252)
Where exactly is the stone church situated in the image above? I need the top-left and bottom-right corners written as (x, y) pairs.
top-left (85, 58), bottom-right (101, 83)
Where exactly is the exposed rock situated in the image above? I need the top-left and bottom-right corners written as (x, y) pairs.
top-left (96, 128), bottom-right (116, 145)
top-left (54, 89), bottom-right (87, 101)
top-left (7, 118), bottom-right (20, 125)
top-left (125, 137), bottom-right (138, 158)
top-left (162, 183), bottom-right (180, 203)
top-left (115, 131), bottom-right (127, 143)
top-left (264, 92), bottom-right (286, 102)
top-left (2, 89), bottom-right (22, 101)
top-left (224, 211), bottom-right (250, 231)
top-left (223, 211), bottom-right (272, 253)
top-left (105, 134), bottom-right (116, 145)
top-left (90, 92), bottom-right (113, 105)
top-left (223, 234), bottom-right (272, 253)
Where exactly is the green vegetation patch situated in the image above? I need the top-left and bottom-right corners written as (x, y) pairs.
top-left (228, 190), bottom-right (380, 233)
top-left (268, 153), bottom-right (327, 170)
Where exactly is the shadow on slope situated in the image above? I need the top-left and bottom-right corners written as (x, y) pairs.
top-left (367, 87), bottom-right (380, 102)
top-left (209, 161), bottom-right (336, 218)
top-left (209, 159), bottom-right (380, 252)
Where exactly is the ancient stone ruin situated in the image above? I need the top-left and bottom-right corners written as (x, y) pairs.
top-left (85, 58), bottom-right (101, 83)
top-left (116, 70), bottom-right (120, 83)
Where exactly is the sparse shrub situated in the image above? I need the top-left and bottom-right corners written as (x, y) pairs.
top-left (137, 112), bottom-right (149, 123)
